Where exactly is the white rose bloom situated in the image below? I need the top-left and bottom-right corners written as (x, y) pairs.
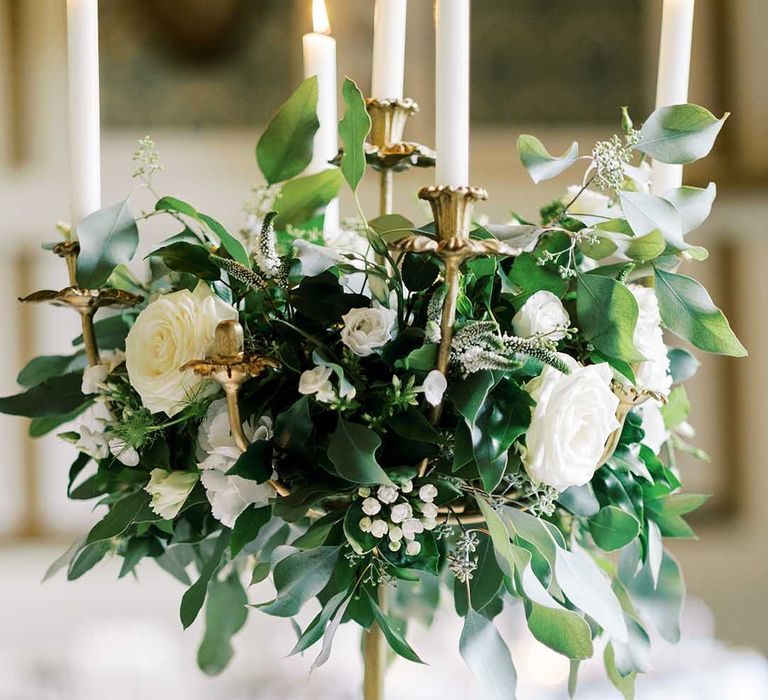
top-left (422, 370), bottom-right (448, 407)
top-left (562, 186), bottom-right (613, 217)
top-left (362, 497), bottom-right (382, 516)
top-left (524, 361), bottom-right (620, 491)
top-left (628, 284), bottom-right (673, 397)
top-left (638, 401), bottom-right (670, 455)
top-left (145, 469), bottom-right (199, 520)
top-left (196, 398), bottom-right (274, 527)
top-left (406, 540), bottom-right (422, 556)
top-left (75, 400), bottom-right (115, 460)
top-left (418, 484), bottom-right (438, 503)
top-left (298, 366), bottom-right (333, 396)
top-left (340, 303), bottom-right (397, 357)
top-left (108, 438), bottom-right (140, 467)
top-left (370, 519), bottom-right (389, 538)
top-left (401, 518), bottom-right (425, 540)
top-left (81, 350), bottom-right (126, 395)
top-left (512, 291), bottom-right (570, 341)
top-left (126, 283), bottom-right (238, 416)
top-left (390, 502), bottom-right (413, 524)
top-left (377, 485), bottom-right (399, 504)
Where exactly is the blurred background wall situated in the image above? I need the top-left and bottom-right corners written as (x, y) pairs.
top-left (0, 0), bottom-right (766, 695)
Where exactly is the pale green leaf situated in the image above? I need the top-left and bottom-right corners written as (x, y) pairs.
top-left (518, 135), bottom-right (579, 183)
top-left (274, 169), bottom-right (343, 228)
top-left (338, 77), bottom-right (371, 192)
top-left (460, 609), bottom-right (517, 700)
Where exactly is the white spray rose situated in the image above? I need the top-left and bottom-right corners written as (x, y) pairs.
top-left (401, 518), bottom-right (425, 540)
top-left (126, 283), bottom-right (238, 417)
top-left (145, 469), bottom-right (199, 520)
top-left (418, 484), bottom-right (438, 503)
top-left (196, 398), bottom-right (274, 527)
top-left (628, 284), bottom-right (672, 397)
top-left (340, 303), bottom-right (397, 357)
top-left (370, 520), bottom-right (389, 538)
top-left (524, 360), bottom-right (620, 491)
top-left (422, 370), bottom-right (448, 407)
top-left (512, 291), bottom-right (571, 341)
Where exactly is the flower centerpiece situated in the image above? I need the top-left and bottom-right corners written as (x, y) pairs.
top-left (1, 74), bottom-right (744, 699)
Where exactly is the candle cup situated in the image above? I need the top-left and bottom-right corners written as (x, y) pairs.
top-left (367, 98), bottom-right (419, 150)
top-left (418, 185), bottom-right (487, 247)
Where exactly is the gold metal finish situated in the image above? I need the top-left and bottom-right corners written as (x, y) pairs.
top-left (363, 583), bottom-right (388, 700)
top-left (182, 320), bottom-right (289, 498)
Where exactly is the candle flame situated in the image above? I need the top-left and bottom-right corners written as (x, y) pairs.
top-left (312, 0), bottom-right (331, 35)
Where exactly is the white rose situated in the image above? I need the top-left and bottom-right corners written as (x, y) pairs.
top-left (525, 361), bottom-right (620, 491)
top-left (340, 303), bottom-right (397, 357)
top-left (562, 186), bottom-right (613, 217)
top-left (362, 497), bottom-right (382, 516)
top-left (628, 284), bottom-right (672, 397)
top-left (196, 398), bottom-right (274, 527)
top-left (422, 370), bottom-right (448, 407)
top-left (126, 283), bottom-right (238, 417)
top-left (512, 291), bottom-right (570, 341)
top-left (638, 401), bottom-right (669, 455)
top-left (377, 485), bottom-right (399, 504)
top-left (145, 469), bottom-right (199, 520)
top-left (390, 502), bottom-right (413, 524)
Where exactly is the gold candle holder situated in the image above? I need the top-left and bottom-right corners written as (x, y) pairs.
top-left (19, 241), bottom-right (143, 366)
top-left (182, 320), bottom-right (289, 498)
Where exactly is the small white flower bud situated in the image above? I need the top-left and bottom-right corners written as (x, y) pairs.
top-left (370, 519), bottom-right (388, 538)
top-left (377, 485), bottom-right (399, 504)
top-left (388, 526), bottom-right (403, 542)
top-left (422, 518), bottom-right (438, 531)
top-left (401, 518), bottom-right (425, 540)
top-left (390, 502), bottom-right (413, 524)
top-left (362, 497), bottom-right (382, 516)
top-left (389, 540), bottom-right (402, 552)
top-left (359, 516), bottom-right (373, 533)
top-left (405, 541), bottom-right (422, 556)
top-left (400, 479), bottom-right (413, 494)
top-left (420, 502), bottom-right (438, 520)
top-left (418, 484), bottom-right (438, 503)
top-left (358, 487), bottom-right (371, 498)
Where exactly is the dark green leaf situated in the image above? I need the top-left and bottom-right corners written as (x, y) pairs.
top-left (654, 267), bottom-right (746, 356)
top-left (72, 314), bottom-right (132, 351)
top-left (180, 530), bottom-right (231, 629)
top-left (328, 418), bottom-right (392, 486)
top-left (0, 372), bottom-right (85, 417)
top-left (76, 200), bottom-right (139, 287)
top-left (227, 440), bottom-right (272, 482)
top-left (338, 77), bottom-right (371, 192)
top-left (68, 541), bottom-right (110, 580)
top-left (256, 76), bottom-right (320, 184)
top-left (459, 609), bottom-right (517, 700)
top-left (17, 353), bottom-right (86, 387)
top-left (275, 396), bottom-right (312, 451)
top-left (231, 506), bottom-right (271, 557)
top-left (367, 590), bottom-right (425, 664)
top-left (30, 402), bottom-right (91, 437)
top-left (148, 242), bottom-right (220, 281)
top-left (197, 573), bottom-right (248, 675)
top-left (85, 490), bottom-right (150, 545)
top-left (402, 253), bottom-right (440, 291)
top-left (588, 506), bottom-right (641, 551)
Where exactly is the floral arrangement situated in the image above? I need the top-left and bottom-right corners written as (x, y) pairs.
top-left (0, 76), bottom-right (744, 699)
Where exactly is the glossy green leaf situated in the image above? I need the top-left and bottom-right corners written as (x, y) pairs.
top-left (338, 77), bottom-right (371, 192)
top-left (577, 273), bottom-right (642, 363)
top-left (85, 490), bottom-right (150, 545)
top-left (226, 440), bottom-right (273, 482)
top-left (231, 506), bottom-right (271, 557)
top-left (368, 590), bottom-right (426, 664)
top-left (459, 609), bottom-right (517, 700)
top-left (634, 104), bottom-right (728, 164)
top-left (17, 353), bottom-right (85, 388)
top-left (654, 267), bottom-right (746, 356)
top-left (518, 135), bottom-right (579, 183)
top-left (274, 169), bottom-right (343, 228)
top-left (256, 76), bottom-right (319, 184)
top-left (588, 506), bottom-right (641, 551)
top-left (197, 573), bottom-right (248, 675)
top-left (526, 603), bottom-right (594, 660)
top-left (76, 200), bottom-right (139, 287)
top-left (258, 546), bottom-right (340, 617)
top-left (180, 530), bottom-right (231, 629)
top-left (0, 372), bottom-right (86, 418)
top-left (148, 241), bottom-right (220, 281)
top-left (328, 418), bottom-right (392, 486)
top-left (604, 643), bottom-right (637, 700)
top-left (668, 347), bottom-right (700, 384)
top-left (505, 253), bottom-right (569, 302)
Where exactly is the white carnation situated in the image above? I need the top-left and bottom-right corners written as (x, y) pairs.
top-left (524, 361), bottom-right (620, 491)
top-left (512, 291), bottom-right (570, 341)
top-left (145, 469), bottom-right (198, 520)
top-left (340, 303), bottom-right (397, 357)
top-left (628, 284), bottom-right (672, 397)
top-left (126, 283), bottom-right (238, 416)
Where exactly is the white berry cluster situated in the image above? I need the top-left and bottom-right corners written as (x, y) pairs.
top-left (358, 481), bottom-right (440, 556)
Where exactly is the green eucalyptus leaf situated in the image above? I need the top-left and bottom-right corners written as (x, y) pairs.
top-left (274, 169), bottom-right (343, 228)
top-left (338, 77), bottom-right (371, 192)
top-left (663, 183), bottom-right (717, 234)
top-left (256, 76), bottom-right (320, 184)
top-left (328, 418), bottom-right (393, 486)
top-left (76, 200), bottom-right (139, 287)
top-left (369, 214), bottom-right (414, 245)
top-left (197, 573), bottom-right (248, 675)
top-left (526, 603), bottom-right (594, 660)
top-left (289, 588), bottom-right (350, 657)
top-left (634, 104), bottom-right (728, 164)
top-left (311, 589), bottom-right (354, 670)
top-left (505, 252), bottom-right (569, 302)
top-left (231, 506), bottom-right (271, 557)
top-left (148, 242), bottom-right (220, 281)
top-left (621, 230), bottom-right (666, 262)
top-left (258, 546), bottom-right (340, 617)
top-left (367, 590), bottom-right (426, 664)
top-left (668, 347), bottom-right (700, 384)
top-left (85, 490), bottom-right (150, 545)
top-left (180, 530), bottom-right (231, 629)
top-left (576, 273), bottom-right (642, 363)
top-left (459, 609), bottom-right (517, 700)
top-left (604, 643), bottom-right (637, 700)
top-left (588, 506), bottom-right (641, 551)
top-left (17, 353), bottom-right (86, 388)
top-left (654, 267), bottom-right (746, 356)
top-left (619, 191), bottom-right (686, 251)
top-left (518, 135), bottom-right (578, 184)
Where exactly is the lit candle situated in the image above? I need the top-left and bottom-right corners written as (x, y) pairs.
top-left (303, 0), bottom-right (339, 235)
top-left (435, 0), bottom-right (471, 187)
top-left (652, 0), bottom-right (695, 195)
top-left (66, 0), bottom-right (102, 231)
top-left (371, 0), bottom-right (408, 100)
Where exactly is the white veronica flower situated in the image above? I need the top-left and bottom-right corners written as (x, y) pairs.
top-left (340, 303), bottom-right (397, 357)
top-left (422, 370), bottom-right (448, 407)
top-left (126, 283), bottom-right (238, 416)
top-left (524, 359), bottom-right (620, 491)
top-left (145, 469), bottom-right (199, 520)
top-left (628, 284), bottom-right (673, 397)
top-left (512, 291), bottom-right (571, 341)
top-left (196, 398), bottom-right (274, 528)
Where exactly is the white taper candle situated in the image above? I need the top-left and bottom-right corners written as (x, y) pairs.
top-left (303, 0), bottom-right (339, 235)
top-left (66, 0), bottom-right (102, 231)
top-left (435, 0), bottom-right (471, 187)
top-left (371, 0), bottom-right (408, 100)
top-left (652, 0), bottom-right (695, 195)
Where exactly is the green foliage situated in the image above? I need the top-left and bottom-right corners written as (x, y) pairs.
top-left (86, 490), bottom-right (150, 545)
top-left (0, 372), bottom-right (85, 417)
top-left (460, 609), bottom-right (518, 700)
top-left (368, 590), bottom-right (425, 664)
top-left (231, 506), bottom-right (271, 557)
top-left (227, 440), bottom-right (273, 482)
top-left (256, 76), bottom-right (320, 184)
top-left (525, 603), bottom-right (594, 660)
top-left (328, 418), bottom-right (392, 485)
top-left (197, 573), bottom-right (248, 675)
top-left (148, 242), bottom-right (220, 281)
top-left (180, 530), bottom-right (231, 629)
top-left (273, 169), bottom-right (343, 228)
top-left (17, 353), bottom-right (85, 388)
top-left (338, 77), bottom-right (371, 192)
top-left (517, 135), bottom-right (579, 183)
top-left (76, 200), bottom-right (139, 287)
top-left (588, 506), bottom-right (641, 551)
